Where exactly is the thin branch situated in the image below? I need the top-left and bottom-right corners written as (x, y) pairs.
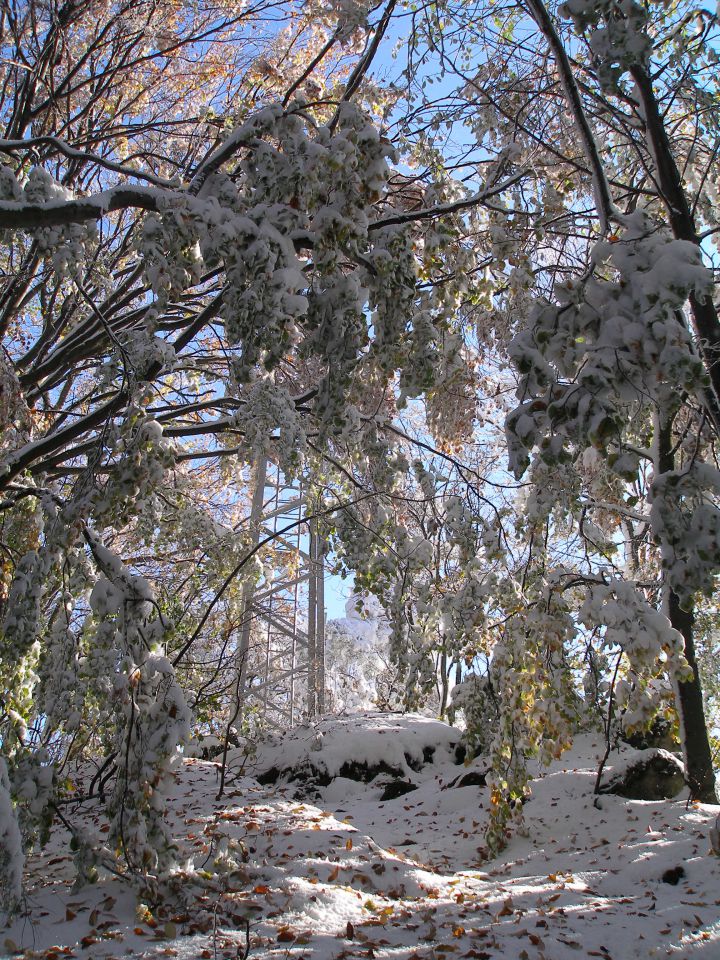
top-left (368, 170), bottom-right (529, 230)
top-left (0, 135), bottom-right (175, 187)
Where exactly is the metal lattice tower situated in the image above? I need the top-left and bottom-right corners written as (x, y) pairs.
top-left (235, 458), bottom-right (326, 729)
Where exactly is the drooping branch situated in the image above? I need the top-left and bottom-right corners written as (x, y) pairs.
top-left (524, 0), bottom-right (616, 234)
top-left (0, 293), bottom-right (224, 492)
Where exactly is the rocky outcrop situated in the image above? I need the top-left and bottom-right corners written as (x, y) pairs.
top-left (379, 779), bottom-right (418, 801)
top-left (599, 749), bottom-right (685, 801)
top-left (250, 713), bottom-right (465, 801)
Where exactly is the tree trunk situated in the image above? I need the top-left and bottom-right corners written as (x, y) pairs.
top-left (630, 64), bottom-right (720, 431)
top-left (657, 416), bottom-right (717, 802)
top-left (666, 592), bottom-right (717, 802)
top-left (439, 648), bottom-right (449, 718)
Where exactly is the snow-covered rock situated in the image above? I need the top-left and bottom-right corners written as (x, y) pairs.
top-left (599, 747), bottom-right (686, 800)
top-left (246, 712), bottom-right (464, 798)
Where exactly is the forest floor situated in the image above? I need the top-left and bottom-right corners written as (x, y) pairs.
top-left (3, 713), bottom-right (720, 960)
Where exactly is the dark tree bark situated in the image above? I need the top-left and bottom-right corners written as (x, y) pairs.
top-left (657, 417), bottom-right (717, 802)
top-left (666, 592), bottom-right (717, 802)
top-left (630, 63), bottom-right (720, 430)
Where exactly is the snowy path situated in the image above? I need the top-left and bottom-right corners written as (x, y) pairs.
top-left (3, 726), bottom-right (720, 960)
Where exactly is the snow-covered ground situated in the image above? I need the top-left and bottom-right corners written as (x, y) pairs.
top-left (3, 714), bottom-right (719, 959)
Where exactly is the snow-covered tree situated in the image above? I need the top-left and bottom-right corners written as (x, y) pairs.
top-left (325, 596), bottom-right (393, 712)
top-left (2, 0), bottom-right (720, 896)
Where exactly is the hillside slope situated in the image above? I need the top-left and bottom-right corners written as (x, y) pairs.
top-left (3, 714), bottom-right (719, 960)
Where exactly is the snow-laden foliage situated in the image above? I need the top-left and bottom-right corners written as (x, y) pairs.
top-left (0, 757), bottom-right (23, 912)
top-left (0, 82), bottom-right (470, 891)
top-left (325, 597), bottom-right (392, 712)
top-left (578, 580), bottom-right (691, 734)
top-left (85, 532), bottom-right (191, 873)
top-left (1, 0), bottom-right (720, 905)
top-left (560, 0), bottom-right (651, 91)
top-left (650, 464), bottom-right (720, 604)
top-left (507, 214), bottom-right (719, 599)
top-left (503, 206), bottom-right (718, 808)
top-left (507, 213), bottom-right (711, 482)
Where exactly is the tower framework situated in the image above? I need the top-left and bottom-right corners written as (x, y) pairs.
top-left (235, 458), bottom-right (326, 729)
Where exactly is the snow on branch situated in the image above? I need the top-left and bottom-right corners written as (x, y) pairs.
top-left (0, 185), bottom-right (163, 229)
